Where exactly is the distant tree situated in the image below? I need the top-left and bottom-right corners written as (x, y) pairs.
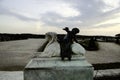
top-left (115, 33), bottom-right (120, 37)
top-left (115, 33), bottom-right (120, 44)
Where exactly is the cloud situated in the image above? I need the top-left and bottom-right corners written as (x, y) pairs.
top-left (53, 3), bottom-right (80, 17)
top-left (39, 0), bottom-right (120, 28)
top-left (34, 0), bottom-right (80, 17)
top-left (0, 6), bottom-right (39, 22)
top-left (0, 0), bottom-right (120, 35)
top-left (92, 7), bottom-right (120, 27)
top-left (67, 0), bottom-right (120, 27)
top-left (101, 0), bottom-right (120, 12)
top-left (40, 12), bottom-right (82, 27)
top-left (1, 0), bottom-right (119, 28)
top-left (63, 0), bottom-right (105, 19)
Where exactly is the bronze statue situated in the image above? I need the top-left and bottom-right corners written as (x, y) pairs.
top-left (60, 27), bottom-right (79, 61)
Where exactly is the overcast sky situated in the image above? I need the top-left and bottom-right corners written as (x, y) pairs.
top-left (0, 0), bottom-right (120, 36)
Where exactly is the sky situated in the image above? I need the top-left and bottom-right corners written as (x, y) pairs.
top-left (0, 0), bottom-right (120, 36)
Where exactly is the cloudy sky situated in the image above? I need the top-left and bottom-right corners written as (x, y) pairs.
top-left (0, 0), bottom-right (120, 36)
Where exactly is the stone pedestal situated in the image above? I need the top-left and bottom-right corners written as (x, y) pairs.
top-left (24, 57), bottom-right (94, 80)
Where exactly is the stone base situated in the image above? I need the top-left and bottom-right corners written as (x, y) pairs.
top-left (24, 57), bottom-right (94, 80)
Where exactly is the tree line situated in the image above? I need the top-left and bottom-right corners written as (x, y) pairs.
top-left (0, 33), bottom-right (45, 41)
top-left (0, 33), bottom-right (120, 43)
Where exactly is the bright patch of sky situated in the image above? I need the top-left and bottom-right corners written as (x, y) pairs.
top-left (0, 0), bottom-right (120, 36)
top-left (102, 0), bottom-right (120, 12)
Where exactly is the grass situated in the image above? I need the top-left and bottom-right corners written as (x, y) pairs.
top-left (0, 66), bottom-right (25, 71)
top-left (92, 62), bottom-right (120, 70)
top-left (79, 39), bottom-right (99, 51)
top-left (94, 74), bottom-right (120, 80)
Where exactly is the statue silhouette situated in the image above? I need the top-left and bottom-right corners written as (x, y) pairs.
top-left (60, 27), bottom-right (79, 61)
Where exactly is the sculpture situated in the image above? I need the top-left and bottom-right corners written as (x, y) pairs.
top-left (25, 31), bottom-right (93, 80)
top-left (71, 42), bottom-right (86, 56)
top-left (60, 27), bottom-right (84, 61)
top-left (36, 28), bottom-right (85, 60)
top-left (38, 32), bottom-right (60, 57)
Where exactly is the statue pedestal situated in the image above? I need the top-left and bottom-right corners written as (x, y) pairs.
top-left (24, 57), bottom-right (94, 80)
